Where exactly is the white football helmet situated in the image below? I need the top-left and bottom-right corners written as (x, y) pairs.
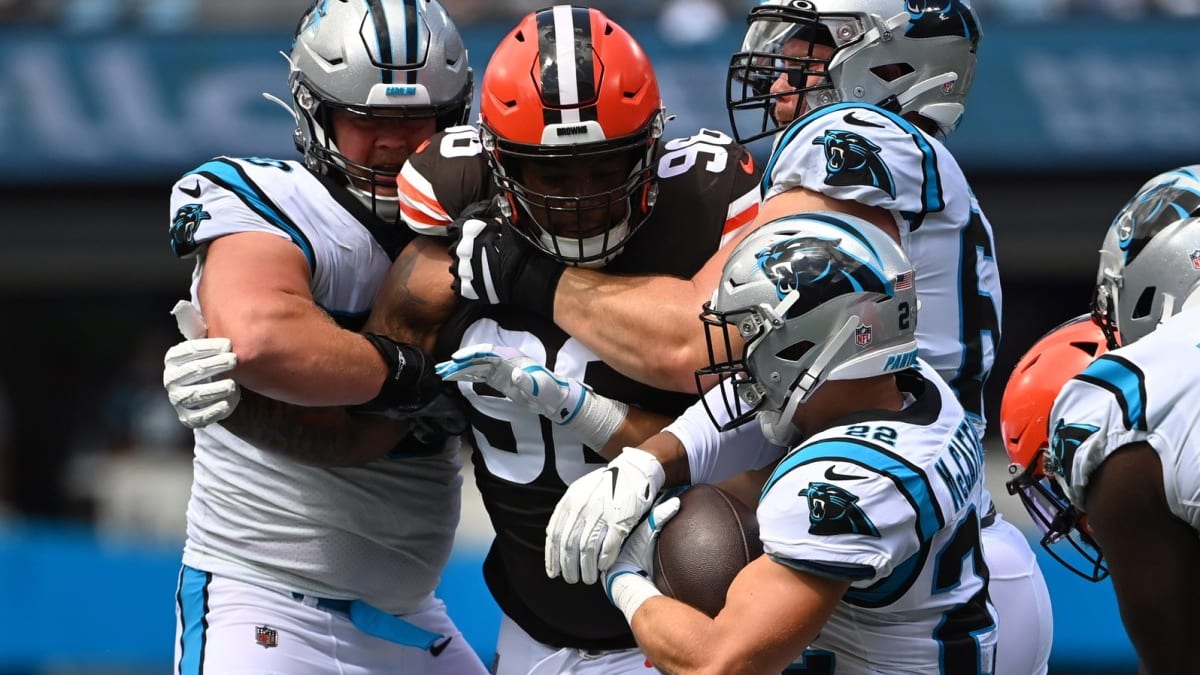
top-left (727, 0), bottom-right (981, 143)
top-left (286, 0), bottom-right (472, 221)
top-left (696, 211), bottom-right (918, 444)
top-left (1092, 164), bottom-right (1200, 348)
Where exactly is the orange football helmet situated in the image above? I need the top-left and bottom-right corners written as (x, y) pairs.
top-left (479, 5), bottom-right (665, 266)
top-left (1000, 314), bottom-right (1109, 581)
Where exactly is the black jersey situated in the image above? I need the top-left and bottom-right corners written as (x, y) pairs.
top-left (400, 124), bottom-right (761, 649)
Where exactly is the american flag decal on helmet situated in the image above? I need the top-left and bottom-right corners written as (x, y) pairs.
top-left (536, 5), bottom-right (598, 126)
top-left (894, 270), bottom-right (913, 291)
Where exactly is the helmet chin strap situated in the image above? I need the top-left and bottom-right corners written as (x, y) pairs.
top-left (347, 186), bottom-right (400, 222)
top-left (532, 207), bottom-right (632, 267)
top-left (263, 92), bottom-right (299, 124)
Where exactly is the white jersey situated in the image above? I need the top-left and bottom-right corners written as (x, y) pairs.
top-left (764, 103), bottom-right (1002, 430)
top-left (759, 363), bottom-right (997, 673)
top-left (168, 157), bottom-right (462, 615)
top-left (1050, 308), bottom-right (1200, 527)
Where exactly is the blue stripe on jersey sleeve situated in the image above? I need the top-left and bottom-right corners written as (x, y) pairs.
top-left (189, 159), bottom-right (316, 272)
top-left (844, 546), bottom-right (923, 607)
top-left (769, 553), bottom-right (877, 581)
top-left (764, 102), bottom-right (944, 214)
top-left (1077, 354), bottom-right (1149, 431)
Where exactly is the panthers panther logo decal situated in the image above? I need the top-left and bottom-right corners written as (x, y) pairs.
top-left (905, 0), bottom-right (981, 45)
top-left (802, 481), bottom-right (881, 537)
top-left (812, 130), bottom-right (896, 199)
top-left (1046, 419), bottom-right (1100, 484)
top-left (1116, 177), bottom-right (1200, 264)
top-left (171, 203), bottom-right (211, 257)
top-left (756, 235), bottom-right (890, 318)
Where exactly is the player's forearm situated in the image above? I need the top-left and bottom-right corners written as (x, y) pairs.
top-left (221, 389), bottom-right (407, 466)
top-left (597, 408), bottom-right (675, 460)
top-left (198, 233), bottom-right (391, 407)
top-left (630, 598), bottom-right (763, 675)
top-left (636, 431), bottom-right (692, 488)
top-left (553, 268), bottom-right (709, 393)
top-left (207, 293), bottom-right (387, 407)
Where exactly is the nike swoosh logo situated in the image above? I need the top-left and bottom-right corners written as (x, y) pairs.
top-left (823, 466), bottom-right (866, 481)
top-left (738, 150), bottom-right (755, 175)
top-left (429, 636), bottom-right (453, 657)
top-left (842, 112), bottom-right (885, 129)
top-left (180, 181), bottom-right (202, 198)
top-left (607, 466), bottom-right (619, 496)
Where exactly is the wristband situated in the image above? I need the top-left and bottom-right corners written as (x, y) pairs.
top-left (606, 568), bottom-right (663, 625)
top-left (361, 333), bottom-right (440, 410)
top-left (560, 386), bottom-right (629, 451)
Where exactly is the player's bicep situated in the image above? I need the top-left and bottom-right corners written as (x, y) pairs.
top-left (758, 187), bottom-right (899, 244)
top-left (363, 236), bottom-right (456, 353)
top-left (1084, 442), bottom-right (1200, 671)
top-left (198, 231), bottom-right (314, 340)
top-left (708, 555), bottom-right (848, 672)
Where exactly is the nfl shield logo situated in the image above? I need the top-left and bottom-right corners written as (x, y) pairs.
top-left (854, 324), bottom-right (873, 347)
top-left (1191, 249), bottom-right (1200, 269)
top-left (255, 625), bottom-right (278, 649)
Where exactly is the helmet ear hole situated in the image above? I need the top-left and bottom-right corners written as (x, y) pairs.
top-left (1132, 287), bottom-right (1157, 319)
top-left (778, 341), bottom-right (815, 363)
top-left (870, 63), bottom-right (913, 83)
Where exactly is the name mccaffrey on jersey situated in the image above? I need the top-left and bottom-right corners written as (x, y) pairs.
top-left (935, 420), bottom-right (985, 511)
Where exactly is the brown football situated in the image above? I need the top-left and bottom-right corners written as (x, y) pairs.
top-left (652, 484), bottom-right (764, 618)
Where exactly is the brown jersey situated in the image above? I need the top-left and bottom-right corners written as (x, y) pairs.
top-left (399, 124), bottom-right (761, 649)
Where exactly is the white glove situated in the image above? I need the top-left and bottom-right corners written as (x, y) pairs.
top-left (546, 447), bottom-right (666, 584)
top-left (436, 343), bottom-right (628, 450)
top-left (163, 300), bottom-right (240, 429)
top-left (604, 496), bottom-right (680, 625)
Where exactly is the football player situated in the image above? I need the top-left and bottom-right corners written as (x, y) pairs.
top-left (606, 214), bottom-right (998, 673)
top-left (538, 3), bottom-right (1052, 673)
top-left (161, 2), bottom-right (488, 673)
top-left (392, 7), bottom-right (760, 672)
top-left (999, 315), bottom-right (1109, 581)
top-left (1034, 165), bottom-right (1200, 674)
top-left (166, 5), bottom-right (762, 674)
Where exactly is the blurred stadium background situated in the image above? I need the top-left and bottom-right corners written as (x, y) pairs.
top-left (3, 0), bottom-right (1198, 672)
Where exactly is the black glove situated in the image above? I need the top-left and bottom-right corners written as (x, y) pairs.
top-left (407, 391), bottom-right (469, 445)
top-left (380, 390), bottom-right (469, 458)
top-left (447, 201), bottom-right (564, 317)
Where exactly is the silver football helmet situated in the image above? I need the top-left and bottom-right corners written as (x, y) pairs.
top-left (696, 211), bottom-right (919, 445)
top-left (285, 0), bottom-right (472, 220)
top-left (727, 0), bottom-right (981, 144)
top-left (1093, 165), bottom-right (1200, 348)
